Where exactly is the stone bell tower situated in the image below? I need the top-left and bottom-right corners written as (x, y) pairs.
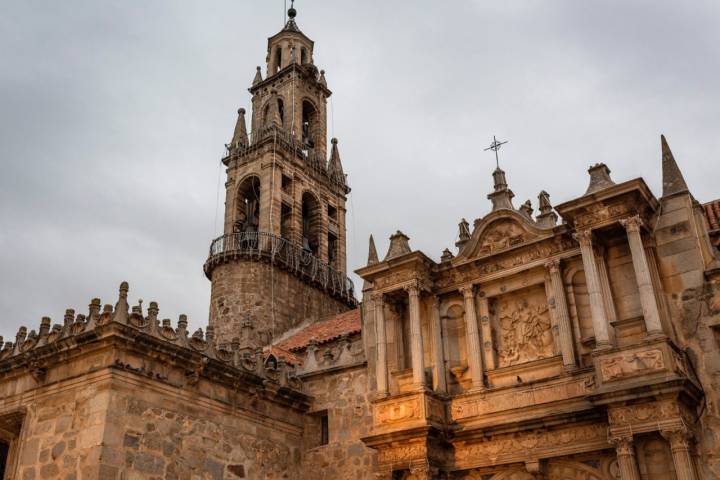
top-left (204, 4), bottom-right (356, 347)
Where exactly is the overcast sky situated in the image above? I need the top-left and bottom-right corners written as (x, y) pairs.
top-left (1, 1), bottom-right (719, 340)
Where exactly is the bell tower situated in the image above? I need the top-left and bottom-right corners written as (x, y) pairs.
top-left (205, 4), bottom-right (356, 348)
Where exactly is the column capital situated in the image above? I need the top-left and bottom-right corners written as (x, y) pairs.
top-left (371, 292), bottom-right (385, 305)
top-left (545, 258), bottom-right (561, 274)
top-left (572, 229), bottom-right (594, 246)
top-left (459, 284), bottom-right (476, 298)
top-left (661, 427), bottom-right (693, 451)
top-left (609, 435), bottom-right (635, 455)
top-left (620, 214), bottom-right (643, 233)
top-left (404, 282), bottom-right (421, 297)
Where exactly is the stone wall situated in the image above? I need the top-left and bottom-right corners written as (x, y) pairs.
top-left (208, 260), bottom-right (351, 345)
top-left (11, 372), bottom-right (113, 480)
top-left (300, 364), bottom-right (377, 479)
top-left (102, 374), bottom-right (304, 479)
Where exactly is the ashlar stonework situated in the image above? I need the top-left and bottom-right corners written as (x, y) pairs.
top-left (2, 5), bottom-right (720, 480)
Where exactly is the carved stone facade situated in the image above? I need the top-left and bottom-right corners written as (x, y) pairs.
top-left (357, 143), bottom-right (720, 479)
top-left (2, 6), bottom-right (720, 480)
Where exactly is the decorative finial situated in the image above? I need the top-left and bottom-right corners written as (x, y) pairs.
top-left (456, 218), bottom-right (471, 251)
top-left (288, 0), bottom-right (296, 19)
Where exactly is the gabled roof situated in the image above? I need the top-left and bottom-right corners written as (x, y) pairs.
top-left (277, 309), bottom-right (361, 352)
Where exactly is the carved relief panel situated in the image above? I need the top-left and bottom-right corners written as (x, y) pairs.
top-left (492, 285), bottom-right (555, 367)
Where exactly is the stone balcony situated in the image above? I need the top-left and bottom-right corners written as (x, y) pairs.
top-left (204, 231), bottom-right (357, 306)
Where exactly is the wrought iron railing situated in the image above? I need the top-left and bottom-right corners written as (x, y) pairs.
top-left (204, 231), bottom-right (356, 303)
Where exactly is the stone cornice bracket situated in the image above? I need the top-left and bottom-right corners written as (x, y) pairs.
top-left (572, 229), bottom-right (594, 247)
top-left (619, 214), bottom-right (643, 233)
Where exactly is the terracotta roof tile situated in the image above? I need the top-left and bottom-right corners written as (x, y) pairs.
top-left (277, 309), bottom-right (361, 352)
top-left (704, 200), bottom-right (720, 248)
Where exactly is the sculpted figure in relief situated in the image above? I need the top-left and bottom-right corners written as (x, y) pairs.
top-left (497, 299), bottom-right (554, 367)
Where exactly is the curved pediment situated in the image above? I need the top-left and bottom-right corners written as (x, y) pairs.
top-left (455, 210), bottom-right (555, 262)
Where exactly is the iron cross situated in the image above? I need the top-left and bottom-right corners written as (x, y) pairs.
top-left (484, 135), bottom-right (508, 169)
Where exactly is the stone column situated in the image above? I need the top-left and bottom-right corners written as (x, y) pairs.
top-left (662, 429), bottom-right (699, 480)
top-left (460, 285), bottom-right (484, 390)
top-left (573, 230), bottom-right (611, 347)
top-left (430, 296), bottom-right (448, 393)
top-left (595, 247), bottom-right (618, 342)
top-left (406, 284), bottom-right (426, 389)
top-left (611, 436), bottom-right (641, 480)
top-left (476, 295), bottom-right (496, 370)
top-left (545, 260), bottom-right (577, 369)
top-left (620, 215), bottom-right (664, 336)
top-left (373, 293), bottom-right (389, 396)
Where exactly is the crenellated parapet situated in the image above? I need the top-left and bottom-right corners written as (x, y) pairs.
top-left (0, 282), bottom-right (307, 402)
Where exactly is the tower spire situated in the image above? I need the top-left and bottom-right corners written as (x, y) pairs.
top-left (367, 235), bottom-right (379, 265)
top-left (327, 138), bottom-right (345, 184)
top-left (231, 108), bottom-right (249, 149)
top-left (661, 134), bottom-right (689, 197)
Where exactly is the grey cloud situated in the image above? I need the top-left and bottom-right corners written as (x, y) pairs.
top-left (1, 0), bottom-right (718, 339)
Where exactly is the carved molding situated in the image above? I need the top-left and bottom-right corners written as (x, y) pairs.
top-left (454, 424), bottom-right (608, 469)
top-left (598, 349), bottom-right (664, 382)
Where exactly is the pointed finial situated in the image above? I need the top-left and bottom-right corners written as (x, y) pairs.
top-left (328, 138), bottom-right (345, 183)
top-left (661, 135), bottom-right (689, 197)
top-left (367, 235), bottom-right (379, 265)
top-left (253, 66), bottom-right (263, 86)
top-left (441, 248), bottom-right (454, 262)
top-left (384, 231), bottom-right (412, 260)
top-left (319, 70), bottom-right (327, 87)
top-left (267, 90), bottom-right (282, 127)
top-left (231, 108), bottom-right (249, 149)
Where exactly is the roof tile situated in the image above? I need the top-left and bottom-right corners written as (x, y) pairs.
top-left (277, 309), bottom-right (361, 352)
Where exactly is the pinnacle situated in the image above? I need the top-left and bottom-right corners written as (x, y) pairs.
top-left (661, 134), bottom-right (689, 197)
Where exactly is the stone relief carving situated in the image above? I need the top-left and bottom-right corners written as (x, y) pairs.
top-left (497, 298), bottom-right (554, 367)
top-left (454, 424), bottom-right (607, 466)
top-left (574, 202), bottom-right (631, 229)
top-left (377, 442), bottom-right (425, 464)
top-left (599, 349), bottom-right (664, 381)
top-left (608, 399), bottom-right (686, 427)
top-left (478, 220), bottom-right (527, 255)
top-left (376, 398), bottom-right (420, 425)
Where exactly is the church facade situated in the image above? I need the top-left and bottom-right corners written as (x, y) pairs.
top-left (1, 6), bottom-right (720, 480)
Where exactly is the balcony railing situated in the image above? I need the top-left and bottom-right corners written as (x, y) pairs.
top-left (204, 231), bottom-right (357, 304)
top-left (223, 124), bottom-right (348, 192)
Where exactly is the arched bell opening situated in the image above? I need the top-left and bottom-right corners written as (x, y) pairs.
top-left (235, 176), bottom-right (261, 234)
top-left (301, 100), bottom-right (318, 149)
top-left (301, 192), bottom-right (322, 256)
